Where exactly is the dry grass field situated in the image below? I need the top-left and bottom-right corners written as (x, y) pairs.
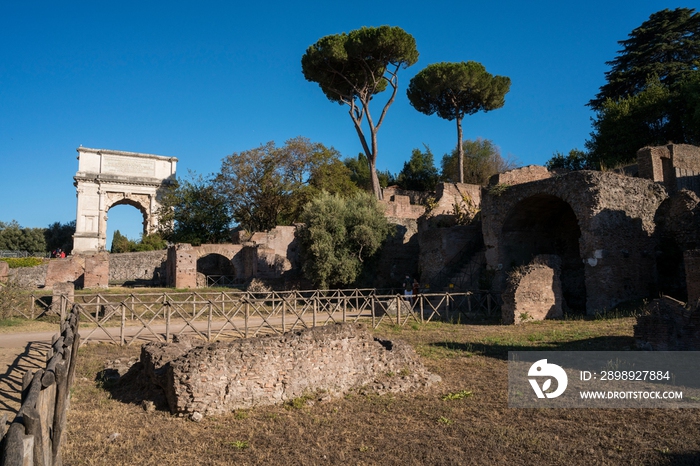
top-left (62, 317), bottom-right (700, 466)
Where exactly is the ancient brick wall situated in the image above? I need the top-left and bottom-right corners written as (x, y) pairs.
top-left (109, 250), bottom-right (167, 285)
top-left (0, 261), bottom-right (8, 283)
top-left (7, 264), bottom-right (48, 288)
top-left (429, 183), bottom-right (481, 219)
top-left (45, 256), bottom-right (85, 289)
top-left (634, 296), bottom-right (700, 350)
top-left (482, 170), bottom-right (668, 314)
top-left (382, 187), bottom-right (433, 206)
top-left (501, 255), bottom-right (563, 324)
top-left (685, 250), bottom-right (700, 306)
top-left (142, 324), bottom-right (440, 415)
top-left (166, 244), bottom-right (197, 289)
top-left (638, 144), bottom-right (700, 195)
top-left (418, 225), bottom-right (482, 285)
top-left (375, 218), bottom-right (420, 288)
top-left (379, 195), bottom-right (426, 220)
top-left (488, 165), bottom-right (551, 186)
top-left (84, 252), bottom-right (109, 289)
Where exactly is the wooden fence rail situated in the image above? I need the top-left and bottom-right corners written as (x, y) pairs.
top-left (39, 289), bottom-right (499, 347)
top-left (0, 305), bottom-right (80, 466)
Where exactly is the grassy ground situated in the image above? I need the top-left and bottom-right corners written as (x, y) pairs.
top-left (62, 317), bottom-right (700, 466)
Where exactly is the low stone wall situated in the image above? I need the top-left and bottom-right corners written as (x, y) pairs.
top-left (8, 264), bottom-right (48, 288)
top-left (109, 250), bottom-right (167, 285)
top-left (488, 165), bottom-right (551, 186)
top-left (501, 255), bottom-right (563, 325)
top-left (141, 323), bottom-right (440, 416)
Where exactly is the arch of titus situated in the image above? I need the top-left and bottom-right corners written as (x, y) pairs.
top-left (73, 147), bottom-right (177, 254)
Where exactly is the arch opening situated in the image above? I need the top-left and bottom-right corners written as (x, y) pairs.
top-left (501, 194), bottom-right (586, 311)
top-left (197, 253), bottom-right (237, 287)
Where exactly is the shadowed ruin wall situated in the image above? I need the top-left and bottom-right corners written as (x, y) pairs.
top-left (482, 170), bottom-right (668, 314)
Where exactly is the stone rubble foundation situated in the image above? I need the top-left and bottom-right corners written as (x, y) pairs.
top-left (140, 323), bottom-right (441, 416)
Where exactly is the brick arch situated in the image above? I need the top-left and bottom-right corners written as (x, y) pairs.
top-left (500, 194), bottom-right (586, 311)
top-left (482, 170), bottom-right (667, 314)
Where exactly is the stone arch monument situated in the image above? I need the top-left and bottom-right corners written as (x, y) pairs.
top-left (73, 147), bottom-right (177, 253)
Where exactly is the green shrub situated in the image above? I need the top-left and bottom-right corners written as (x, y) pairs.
top-left (0, 257), bottom-right (46, 268)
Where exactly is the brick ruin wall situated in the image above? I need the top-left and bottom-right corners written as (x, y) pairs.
top-left (488, 165), bottom-right (551, 186)
top-left (429, 183), bottom-right (481, 219)
top-left (8, 263), bottom-right (49, 288)
top-left (685, 250), bottom-right (700, 306)
top-left (141, 323), bottom-right (441, 415)
top-left (109, 250), bottom-right (168, 285)
top-left (482, 170), bottom-right (668, 314)
top-left (0, 261), bottom-right (8, 283)
top-left (375, 217), bottom-right (420, 287)
top-left (501, 255), bottom-right (563, 324)
top-left (418, 225), bottom-right (483, 286)
top-left (638, 144), bottom-right (700, 195)
top-left (634, 296), bottom-right (700, 351)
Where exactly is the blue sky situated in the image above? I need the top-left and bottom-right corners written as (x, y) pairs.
top-left (0, 1), bottom-right (684, 245)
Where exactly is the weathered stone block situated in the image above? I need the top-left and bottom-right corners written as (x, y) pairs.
top-left (84, 252), bottom-right (109, 289)
top-left (142, 323), bottom-right (440, 415)
top-left (45, 256), bottom-right (85, 289)
top-left (488, 165), bottom-right (551, 186)
top-left (634, 296), bottom-right (700, 350)
top-left (502, 255), bottom-right (563, 324)
top-left (167, 244), bottom-right (196, 289)
top-left (0, 261), bottom-right (8, 283)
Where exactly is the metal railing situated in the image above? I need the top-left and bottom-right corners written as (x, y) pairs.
top-left (0, 250), bottom-right (51, 258)
top-left (42, 289), bottom-right (500, 346)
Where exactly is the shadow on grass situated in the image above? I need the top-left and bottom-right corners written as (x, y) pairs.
top-left (95, 362), bottom-right (170, 412)
top-left (430, 335), bottom-right (637, 360)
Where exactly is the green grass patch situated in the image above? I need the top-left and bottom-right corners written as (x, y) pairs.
top-left (442, 390), bottom-right (473, 401)
top-left (0, 317), bottom-right (24, 327)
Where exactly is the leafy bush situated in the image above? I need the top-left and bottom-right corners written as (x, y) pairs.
top-left (0, 257), bottom-right (46, 268)
top-left (298, 191), bottom-right (392, 288)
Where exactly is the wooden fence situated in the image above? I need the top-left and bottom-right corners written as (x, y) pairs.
top-left (0, 304), bottom-right (80, 466)
top-left (40, 289), bottom-right (500, 346)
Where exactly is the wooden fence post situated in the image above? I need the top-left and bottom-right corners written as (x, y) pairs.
top-left (165, 300), bottom-right (171, 343)
top-left (120, 302), bottom-right (126, 346)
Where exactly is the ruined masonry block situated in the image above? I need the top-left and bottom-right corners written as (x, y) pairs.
top-left (685, 250), bottom-right (700, 306)
top-left (0, 261), bottom-right (8, 283)
top-left (488, 165), bottom-right (551, 186)
top-left (501, 255), bottom-right (563, 325)
top-left (45, 256), bottom-right (85, 289)
top-left (634, 296), bottom-right (700, 351)
top-left (142, 323), bottom-right (441, 416)
top-left (84, 252), bottom-right (109, 289)
top-left (167, 244), bottom-right (196, 289)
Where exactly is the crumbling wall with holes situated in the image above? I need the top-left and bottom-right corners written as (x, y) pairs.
top-left (140, 323), bottom-right (441, 416)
